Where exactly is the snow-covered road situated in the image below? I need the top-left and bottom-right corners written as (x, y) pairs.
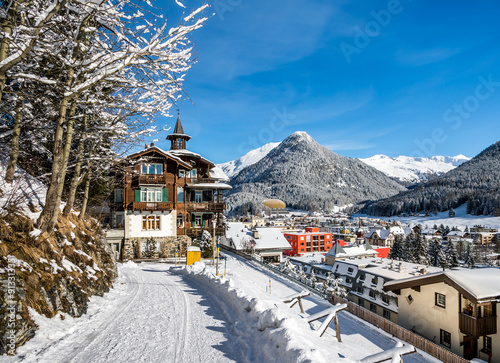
top-left (4, 255), bottom-right (441, 363)
top-left (7, 263), bottom-right (241, 363)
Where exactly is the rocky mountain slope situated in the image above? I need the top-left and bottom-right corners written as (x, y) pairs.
top-left (225, 132), bottom-right (407, 215)
top-left (365, 141), bottom-right (500, 216)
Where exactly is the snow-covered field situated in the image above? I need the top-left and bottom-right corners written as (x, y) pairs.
top-left (364, 204), bottom-right (500, 230)
top-left (359, 155), bottom-right (470, 183)
top-left (2, 254), bottom-right (441, 363)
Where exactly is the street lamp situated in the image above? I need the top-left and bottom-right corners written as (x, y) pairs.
top-left (212, 219), bottom-right (216, 266)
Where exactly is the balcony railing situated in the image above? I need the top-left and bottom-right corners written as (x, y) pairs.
top-left (129, 202), bottom-right (173, 212)
top-left (459, 313), bottom-right (497, 337)
top-left (137, 174), bottom-right (175, 185)
top-left (185, 202), bottom-right (225, 212)
top-left (178, 227), bottom-right (225, 238)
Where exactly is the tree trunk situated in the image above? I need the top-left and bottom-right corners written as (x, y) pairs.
top-left (36, 94), bottom-right (73, 232)
top-left (5, 96), bottom-right (24, 183)
top-left (0, 0), bottom-right (19, 99)
top-left (79, 169), bottom-right (91, 220)
top-left (63, 115), bottom-right (87, 216)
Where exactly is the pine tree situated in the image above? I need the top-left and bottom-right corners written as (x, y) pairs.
top-left (464, 244), bottom-right (476, 268)
top-left (443, 243), bottom-right (459, 268)
top-left (428, 239), bottom-right (443, 267)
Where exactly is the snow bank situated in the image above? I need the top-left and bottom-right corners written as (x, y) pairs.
top-left (179, 263), bottom-right (337, 363)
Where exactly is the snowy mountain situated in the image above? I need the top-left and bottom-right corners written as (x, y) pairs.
top-left (360, 154), bottom-right (470, 183)
top-left (225, 131), bottom-right (406, 215)
top-left (217, 142), bottom-right (279, 178)
top-left (365, 140), bottom-right (500, 216)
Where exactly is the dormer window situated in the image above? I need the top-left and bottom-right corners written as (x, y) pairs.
top-left (141, 163), bottom-right (162, 175)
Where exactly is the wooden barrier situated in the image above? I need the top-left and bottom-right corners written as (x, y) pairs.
top-left (283, 291), bottom-right (310, 313)
top-left (331, 295), bottom-right (470, 363)
top-left (307, 303), bottom-right (348, 340)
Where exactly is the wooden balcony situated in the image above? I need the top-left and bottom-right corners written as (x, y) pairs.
top-left (185, 202), bottom-right (225, 212)
top-left (137, 174), bottom-right (175, 185)
top-left (178, 227), bottom-right (225, 238)
top-left (459, 313), bottom-right (497, 337)
top-left (128, 202), bottom-right (173, 212)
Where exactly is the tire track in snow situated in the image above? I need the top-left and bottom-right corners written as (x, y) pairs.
top-left (28, 267), bottom-right (143, 363)
top-left (51, 270), bottom-right (142, 362)
top-left (162, 271), bottom-right (191, 363)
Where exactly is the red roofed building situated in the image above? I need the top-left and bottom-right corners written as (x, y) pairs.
top-left (284, 227), bottom-right (333, 256)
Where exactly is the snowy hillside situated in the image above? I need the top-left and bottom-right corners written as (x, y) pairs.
top-left (360, 154), bottom-right (470, 183)
top-left (217, 142), bottom-right (279, 178)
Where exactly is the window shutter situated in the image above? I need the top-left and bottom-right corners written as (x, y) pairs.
top-left (162, 188), bottom-right (168, 202)
top-left (134, 189), bottom-right (141, 202)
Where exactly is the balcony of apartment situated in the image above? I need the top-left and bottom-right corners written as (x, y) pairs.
top-left (185, 202), bottom-right (225, 212)
top-left (177, 226), bottom-right (225, 238)
top-left (137, 174), bottom-right (175, 185)
top-left (459, 312), bottom-right (497, 337)
top-left (127, 202), bottom-right (173, 212)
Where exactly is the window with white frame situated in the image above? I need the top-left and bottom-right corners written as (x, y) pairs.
top-left (383, 309), bottom-right (391, 319)
top-left (189, 169), bottom-right (197, 178)
top-left (179, 170), bottom-right (185, 178)
top-left (142, 215), bottom-right (160, 230)
top-left (141, 188), bottom-right (162, 202)
top-left (141, 163), bottom-right (162, 174)
top-left (177, 214), bottom-right (184, 228)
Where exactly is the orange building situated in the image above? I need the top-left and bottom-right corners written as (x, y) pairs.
top-left (284, 227), bottom-right (333, 256)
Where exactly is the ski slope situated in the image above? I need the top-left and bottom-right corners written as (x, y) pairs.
top-left (3, 256), bottom-right (441, 363)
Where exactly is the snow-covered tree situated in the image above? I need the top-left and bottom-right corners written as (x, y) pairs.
top-left (199, 230), bottom-right (213, 258)
top-left (464, 244), bottom-right (476, 268)
top-left (443, 243), bottom-right (459, 268)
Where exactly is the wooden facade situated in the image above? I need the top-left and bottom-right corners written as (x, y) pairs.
top-left (112, 116), bottom-right (230, 240)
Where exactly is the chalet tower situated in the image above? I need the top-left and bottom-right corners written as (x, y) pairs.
top-left (108, 115), bottom-right (231, 260)
top-left (167, 115), bottom-right (191, 150)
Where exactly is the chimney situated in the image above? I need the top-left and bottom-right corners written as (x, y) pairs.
top-left (253, 229), bottom-right (260, 239)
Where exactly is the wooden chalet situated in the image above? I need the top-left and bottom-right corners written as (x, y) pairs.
top-left (109, 116), bottom-right (231, 259)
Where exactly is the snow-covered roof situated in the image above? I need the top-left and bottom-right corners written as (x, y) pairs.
top-left (446, 231), bottom-right (467, 237)
top-left (169, 149), bottom-right (215, 167)
top-left (325, 242), bottom-right (377, 259)
top-left (127, 145), bottom-right (192, 168)
top-left (188, 182), bottom-right (232, 190)
top-left (367, 228), bottom-right (392, 240)
top-left (224, 222), bottom-right (291, 251)
top-left (209, 166), bottom-right (230, 182)
top-left (384, 267), bottom-right (500, 303)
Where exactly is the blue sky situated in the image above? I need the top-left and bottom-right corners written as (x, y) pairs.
top-left (152, 0), bottom-right (500, 163)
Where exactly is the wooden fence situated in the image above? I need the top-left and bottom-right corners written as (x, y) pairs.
top-left (330, 295), bottom-right (470, 363)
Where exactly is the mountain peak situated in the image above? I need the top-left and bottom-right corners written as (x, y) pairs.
top-left (284, 131), bottom-right (314, 143)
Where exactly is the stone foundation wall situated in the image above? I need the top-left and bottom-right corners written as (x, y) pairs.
top-left (122, 235), bottom-right (191, 260)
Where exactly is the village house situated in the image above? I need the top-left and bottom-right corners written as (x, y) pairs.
top-left (365, 228), bottom-right (395, 247)
top-left (108, 116), bottom-right (231, 259)
top-left (384, 268), bottom-right (500, 361)
top-left (284, 227), bottom-right (333, 256)
top-left (289, 254), bottom-right (441, 324)
top-left (222, 222), bottom-right (291, 263)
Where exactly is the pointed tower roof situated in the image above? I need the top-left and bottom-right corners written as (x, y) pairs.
top-left (172, 115), bottom-right (185, 135)
top-left (167, 114), bottom-right (191, 149)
